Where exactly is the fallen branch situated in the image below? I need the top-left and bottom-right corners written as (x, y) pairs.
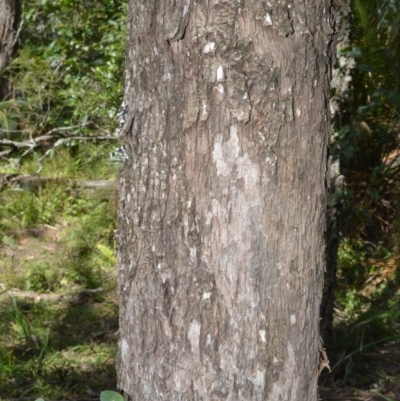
top-left (0, 122), bottom-right (119, 171)
top-left (0, 174), bottom-right (115, 190)
top-left (0, 125), bottom-right (118, 150)
top-left (0, 287), bottom-right (104, 304)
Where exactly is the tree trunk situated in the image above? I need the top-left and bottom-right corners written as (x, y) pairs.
top-left (320, 0), bottom-right (352, 356)
top-left (0, 0), bottom-right (21, 101)
top-left (116, 1), bottom-right (333, 400)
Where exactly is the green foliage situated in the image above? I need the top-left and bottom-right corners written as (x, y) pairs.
top-left (24, 261), bottom-right (61, 292)
top-left (332, 0), bottom-right (400, 243)
top-left (1, 0), bottom-right (126, 166)
top-left (0, 295), bottom-right (118, 398)
top-left (0, 1), bottom-right (124, 399)
top-left (0, 190), bottom-right (42, 230)
top-left (100, 390), bottom-right (126, 401)
top-left (333, 307), bottom-right (400, 385)
top-left (0, 154), bottom-right (118, 397)
top-left (336, 289), bottom-right (364, 321)
top-left (0, 183), bottom-right (68, 231)
top-left (60, 197), bottom-right (117, 289)
top-left (21, 0), bottom-right (126, 120)
top-left (334, 239), bottom-right (400, 385)
top-left (10, 297), bottom-right (34, 344)
top-left (337, 239), bottom-right (367, 286)
top-left (0, 100), bottom-right (20, 132)
top-left (331, 5), bottom-right (400, 388)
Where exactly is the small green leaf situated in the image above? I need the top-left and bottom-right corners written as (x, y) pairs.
top-left (357, 105), bottom-right (370, 115)
top-left (356, 64), bottom-right (373, 72)
top-left (329, 188), bottom-right (343, 207)
top-left (341, 46), bottom-right (363, 58)
top-left (373, 166), bottom-right (384, 174)
top-left (337, 125), bottom-right (350, 138)
top-left (349, 47), bottom-right (363, 58)
top-left (372, 88), bottom-right (387, 97)
top-left (368, 188), bottom-right (379, 201)
top-left (387, 91), bottom-right (400, 107)
top-left (338, 46), bottom-right (353, 54)
top-left (100, 391), bottom-right (125, 401)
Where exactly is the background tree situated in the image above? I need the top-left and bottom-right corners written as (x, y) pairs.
top-left (320, 0), bottom-right (352, 355)
top-left (116, 0), bottom-right (333, 400)
top-left (324, 0), bottom-right (400, 386)
top-left (0, 0), bottom-right (21, 101)
top-left (333, 0), bottom-right (400, 244)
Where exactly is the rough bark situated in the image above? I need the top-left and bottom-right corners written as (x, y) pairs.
top-left (116, 1), bottom-right (333, 400)
top-left (0, 0), bottom-right (21, 101)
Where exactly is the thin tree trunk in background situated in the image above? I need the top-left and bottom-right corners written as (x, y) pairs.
top-left (0, 0), bottom-right (21, 101)
top-left (320, 0), bottom-right (352, 357)
top-left (116, 1), bottom-right (333, 400)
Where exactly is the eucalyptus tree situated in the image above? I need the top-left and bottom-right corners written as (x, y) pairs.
top-left (116, 1), bottom-right (334, 400)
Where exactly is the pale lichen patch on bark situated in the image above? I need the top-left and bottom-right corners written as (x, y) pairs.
top-left (259, 329), bottom-right (267, 343)
top-left (203, 42), bottom-right (216, 53)
top-left (212, 126), bottom-right (260, 190)
top-left (209, 124), bottom-right (264, 314)
top-left (251, 369), bottom-right (266, 394)
top-left (120, 338), bottom-right (129, 364)
top-left (211, 134), bottom-right (230, 177)
top-left (188, 319), bottom-right (201, 357)
top-left (216, 83), bottom-right (224, 95)
top-left (202, 291), bottom-right (212, 300)
top-left (217, 66), bottom-right (225, 81)
top-left (267, 343), bottom-right (301, 401)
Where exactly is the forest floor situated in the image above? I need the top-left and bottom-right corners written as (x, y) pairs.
top-left (320, 342), bottom-right (400, 400)
top-left (0, 168), bottom-right (119, 400)
top-left (0, 220), bottom-right (399, 400)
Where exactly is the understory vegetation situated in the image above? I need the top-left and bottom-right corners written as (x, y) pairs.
top-left (0, 0), bottom-right (399, 400)
top-left (0, 0), bottom-right (124, 398)
top-left (325, 0), bottom-right (400, 396)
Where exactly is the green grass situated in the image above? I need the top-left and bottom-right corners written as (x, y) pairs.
top-left (0, 296), bottom-right (118, 399)
top-left (331, 240), bottom-right (400, 387)
top-left (0, 1), bottom-right (124, 397)
top-left (0, 145), bottom-right (119, 400)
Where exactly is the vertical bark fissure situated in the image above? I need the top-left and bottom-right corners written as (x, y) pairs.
top-left (117, 1), bottom-right (333, 400)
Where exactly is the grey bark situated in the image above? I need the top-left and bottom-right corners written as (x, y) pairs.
top-left (0, 0), bottom-right (21, 101)
top-left (116, 1), bottom-right (333, 400)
